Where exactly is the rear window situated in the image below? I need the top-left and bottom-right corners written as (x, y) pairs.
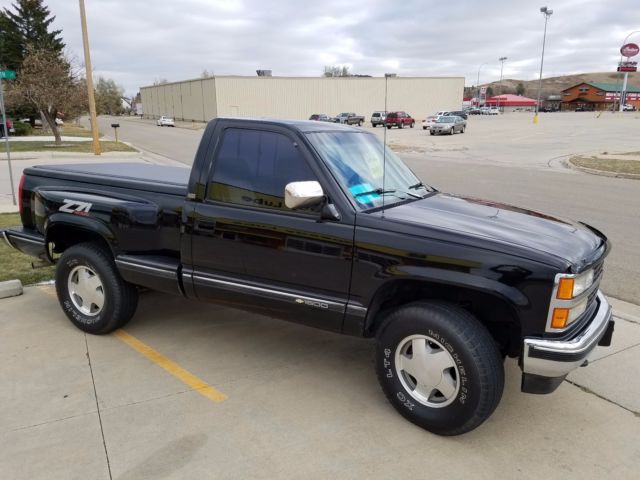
top-left (387, 113), bottom-right (399, 118)
top-left (372, 113), bottom-right (381, 117)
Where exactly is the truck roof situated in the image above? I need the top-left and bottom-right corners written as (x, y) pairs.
top-left (217, 117), bottom-right (363, 133)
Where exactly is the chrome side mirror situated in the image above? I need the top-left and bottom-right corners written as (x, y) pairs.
top-left (284, 181), bottom-right (324, 209)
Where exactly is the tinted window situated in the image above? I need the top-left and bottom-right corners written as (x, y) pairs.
top-left (208, 129), bottom-right (317, 212)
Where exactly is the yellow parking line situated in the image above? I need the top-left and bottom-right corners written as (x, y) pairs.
top-left (113, 329), bottom-right (227, 403)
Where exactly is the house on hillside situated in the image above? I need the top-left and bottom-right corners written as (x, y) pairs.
top-left (485, 94), bottom-right (537, 112)
top-left (560, 82), bottom-right (640, 111)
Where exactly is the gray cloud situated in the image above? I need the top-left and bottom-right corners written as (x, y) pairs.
top-left (40, 0), bottom-right (640, 95)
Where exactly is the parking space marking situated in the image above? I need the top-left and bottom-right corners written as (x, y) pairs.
top-left (113, 329), bottom-right (228, 403)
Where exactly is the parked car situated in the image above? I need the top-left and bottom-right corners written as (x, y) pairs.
top-left (622, 104), bottom-right (636, 112)
top-left (421, 115), bottom-right (439, 130)
top-left (157, 116), bottom-right (175, 127)
top-left (488, 107), bottom-right (500, 115)
top-left (309, 114), bottom-right (333, 122)
top-left (430, 115), bottom-right (466, 135)
top-left (468, 107), bottom-right (483, 115)
top-left (384, 111), bottom-right (415, 129)
top-left (2, 117), bottom-right (614, 436)
top-left (448, 110), bottom-right (468, 120)
top-left (0, 119), bottom-right (14, 137)
top-left (333, 112), bottom-right (364, 126)
top-left (370, 111), bottom-right (387, 127)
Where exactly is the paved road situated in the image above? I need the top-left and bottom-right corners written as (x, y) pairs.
top-left (95, 115), bottom-right (640, 303)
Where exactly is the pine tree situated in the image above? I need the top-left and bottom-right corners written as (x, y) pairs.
top-left (0, 0), bottom-right (65, 70)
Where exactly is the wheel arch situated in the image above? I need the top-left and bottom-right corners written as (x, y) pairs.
top-left (363, 278), bottom-right (523, 357)
top-left (45, 214), bottom-right (116, 260)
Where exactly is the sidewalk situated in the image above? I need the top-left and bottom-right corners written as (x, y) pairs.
top-left (0, 148), bottom-right (187, 213)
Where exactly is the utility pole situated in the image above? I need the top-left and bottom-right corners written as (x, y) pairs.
top-left (617, 31), bottom-right (640, 112)
top-left (498, 57), bottom-right (507, 111)
top-left (79, 0), bottom-right (101, 155)
top-left (534, 6), bottom-right (553, 124)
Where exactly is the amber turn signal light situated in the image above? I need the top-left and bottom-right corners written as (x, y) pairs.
top-left (551, 308), bottom-right (570, 329)
top-left (557, 278), bottom-right (575, 300)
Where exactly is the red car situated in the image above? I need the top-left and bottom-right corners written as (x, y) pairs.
top-left (384, 111), bottom-right (415, 129)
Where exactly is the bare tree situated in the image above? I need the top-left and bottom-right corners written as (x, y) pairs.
top-left (323, 65), bottom-right (351, 77)
top-left (7, 48), bottom-right (87, 144)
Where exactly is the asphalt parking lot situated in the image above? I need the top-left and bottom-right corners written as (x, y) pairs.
top-left (2, 285), bottom-right (640, 479)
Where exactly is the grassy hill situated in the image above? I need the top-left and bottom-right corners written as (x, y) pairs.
top-left (470, 72), bottom-right (640, 99)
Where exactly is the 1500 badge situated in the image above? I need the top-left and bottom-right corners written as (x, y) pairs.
top-left (59, 199), bottom-right (92, 216)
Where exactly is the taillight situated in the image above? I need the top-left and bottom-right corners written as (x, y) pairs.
top-left (18, 174), bottom-right (25, 217)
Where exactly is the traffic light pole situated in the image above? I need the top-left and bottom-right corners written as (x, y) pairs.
top-left (0, 76), bottom-right (17, 206)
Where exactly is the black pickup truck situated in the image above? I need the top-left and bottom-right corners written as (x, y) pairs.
top-left (2, 118), bottom-right (614, 435)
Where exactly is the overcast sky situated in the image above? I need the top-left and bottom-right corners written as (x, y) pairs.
top-left (29, 0), bottom-right (640, 95)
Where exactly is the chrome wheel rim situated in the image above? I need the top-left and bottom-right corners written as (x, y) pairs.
top-left (67, 265), bottom-right (105, 316)
top-left (395, 334), bottom-right (460, 408)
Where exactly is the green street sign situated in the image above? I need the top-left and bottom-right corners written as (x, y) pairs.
top-left (0, 70), bottom-right (16, 80)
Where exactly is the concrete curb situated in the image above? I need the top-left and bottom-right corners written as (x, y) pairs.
top-left (0, 279), bottom-right (23, 299)
top-left (566, 158), bottom-right (640, 180)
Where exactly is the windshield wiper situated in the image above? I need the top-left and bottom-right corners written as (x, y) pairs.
top-left (354, 188), bottom-right (397, 198)
top-left (408, 181), bottom-right (438, 193)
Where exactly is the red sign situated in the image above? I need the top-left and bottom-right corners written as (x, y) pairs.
top-left (618, 60), bottom-right (638, 72)
top-left (620, 43), bottom-right (640, 57)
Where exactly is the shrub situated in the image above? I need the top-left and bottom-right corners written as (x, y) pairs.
top-left (13, 122), bottom-right (33, 136)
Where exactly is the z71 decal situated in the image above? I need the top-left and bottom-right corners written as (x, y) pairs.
top-left (59, 199), bottom-right (92, 216)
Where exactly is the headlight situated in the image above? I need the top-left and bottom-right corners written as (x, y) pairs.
top-left (556, 269), bottom-right (594, 300)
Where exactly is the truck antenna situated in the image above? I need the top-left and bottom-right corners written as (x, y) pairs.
top-left (382, 74), bottom-right (389, 215)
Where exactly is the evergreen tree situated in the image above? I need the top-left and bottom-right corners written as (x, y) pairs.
top-left (0, 0), bottom-right (65, 70)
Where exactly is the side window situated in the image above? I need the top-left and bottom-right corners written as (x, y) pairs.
top-left (208, 128), bottom-right (318, 212)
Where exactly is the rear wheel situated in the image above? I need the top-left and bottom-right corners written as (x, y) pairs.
top-left (358, 120), bottom-right (363, 127)
top-left (375, 301), bottom-right (504, 436)
top-left (423, 126), bottom-right (427, 130)
top-left (399, 122), bottom-right (404, 129)
top-left (387, 125), bottom-right (392, 129)
top-left (56, 243), bottom-right (138, 334)
top-left (410, 121), bottom-right (415, 128)
top-left (430, 131), bottom-right (435, 135)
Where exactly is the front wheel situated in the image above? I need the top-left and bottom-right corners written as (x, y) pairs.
top-left (375, 301), bottom-right (504, 435)
top-left (387, 125), bottom-right (392, 129)
top-left (399, 122), bottom-right (404, 129)
top-left (422, 126), bottom-right (427, 130)
top-left (410, 122), bottom-right (415, 128)
top-left (358, 120), bottom-right (363, 127)
top-left (461, 126), bottom-right (466, 133)
top-left (56, 243), bottom-right (138, 334)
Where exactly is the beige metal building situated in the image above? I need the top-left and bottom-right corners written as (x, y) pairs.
top-left (140, 76), bottom-right (464, 123)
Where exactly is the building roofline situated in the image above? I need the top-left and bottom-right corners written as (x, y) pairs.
top-left (140, 75), bottom-right (465, 90)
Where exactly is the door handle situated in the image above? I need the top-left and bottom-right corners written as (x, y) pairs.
top-left (194, 220), bottom-right (216, 232)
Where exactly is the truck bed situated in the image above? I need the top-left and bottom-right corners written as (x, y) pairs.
top-left (24, 163), bottom-right (190, 196)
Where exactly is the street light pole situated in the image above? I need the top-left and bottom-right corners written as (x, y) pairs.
top-left (476, 63), bottom-right (487, 106)
top-left (534, 6), bottom-right (553, 124)
top-left (498, 57), bottom-right (507, 111)
top-left (79, 0), bottom-right (101, 155)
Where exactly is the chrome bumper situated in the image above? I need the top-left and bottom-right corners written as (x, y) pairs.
top-left (522, 291), bottom-right (613, 378)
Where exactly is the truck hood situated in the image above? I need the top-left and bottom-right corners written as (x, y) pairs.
top-left (380, 193), bottom-right (604, 269)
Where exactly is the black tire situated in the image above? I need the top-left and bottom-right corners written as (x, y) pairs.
top-left (387, 125), bottom-right (392, 129)
top-left (372, 123), bottom-right (377, 128)
top-left (430, 131), bottom-right (435, 135)
top-left (375, 301), bottom-right (504, 436)
top-left (55, 243), bottom-right (138, 334)
top-left (399, 122), bottom-right (404, 129)
top-left (461, 126), bottom-right (466, 133)
top-left (410, 121), bottom-right (415, 128)
top-left (358, 120), bottom-right (363, 127)
top-left (422, 126), bottom-right (427, 130)
top-left (450, 128), bottom-right (455, 135)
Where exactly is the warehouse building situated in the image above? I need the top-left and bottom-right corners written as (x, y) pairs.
top-left (140, 75), bottom-right (464, 123)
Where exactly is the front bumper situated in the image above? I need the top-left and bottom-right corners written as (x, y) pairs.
top-left (521, 291), bottom-right (614, 394)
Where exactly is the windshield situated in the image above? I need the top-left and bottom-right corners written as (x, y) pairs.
top-left (306, 131), bottom-right (429, 210)
top-left (439, 117), bottom-right (455, 123)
